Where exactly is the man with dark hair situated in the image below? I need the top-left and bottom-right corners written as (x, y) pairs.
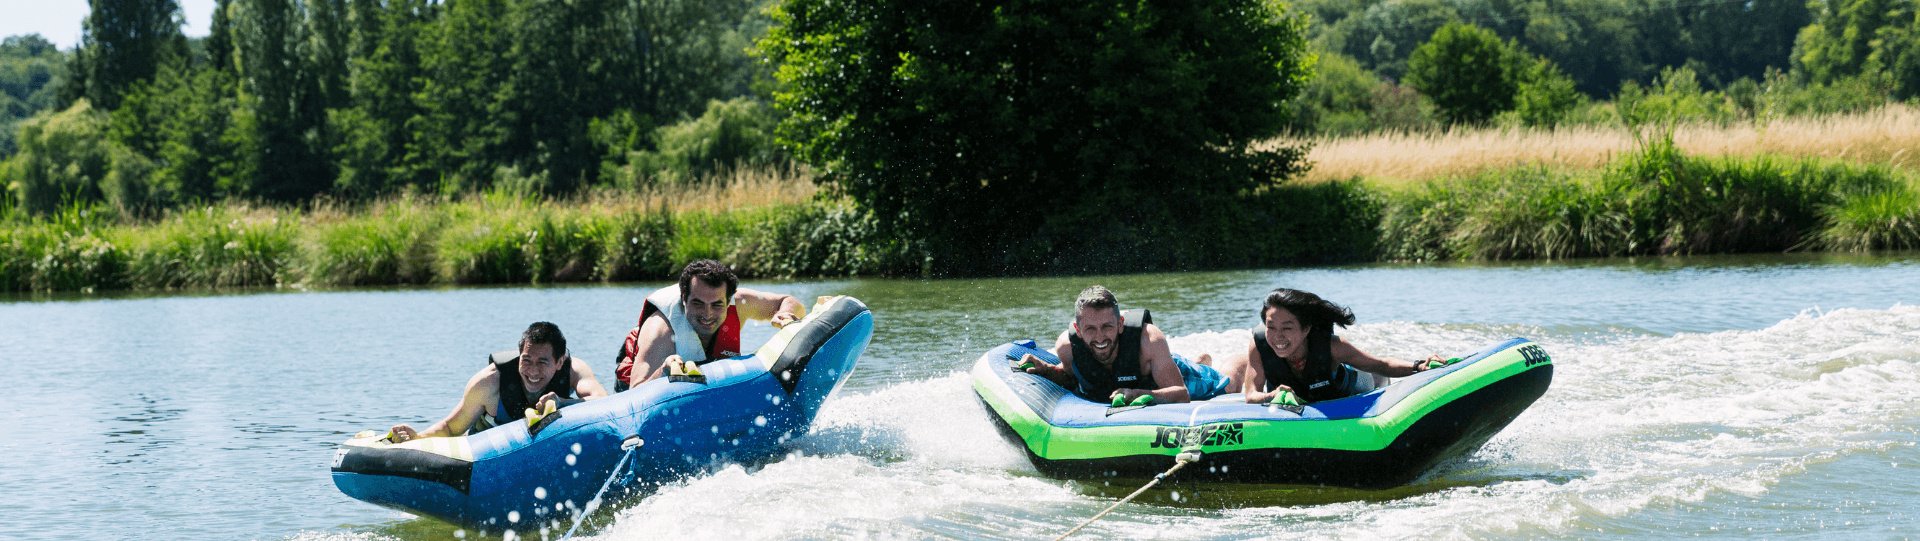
top-left (612, 260), bottom-right (805, 391)
top-left (1017, 286), bottom-right (1243, 405)
top-left (388, 322), bottom-right (609, 442)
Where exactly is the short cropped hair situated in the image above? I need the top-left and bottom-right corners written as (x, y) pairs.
top-left (1074, 285), bottom-right (1120, 318)
top-left (520, 321), bottom-right (568, 359)
top-left (678, 259), bottom-right (739, 302)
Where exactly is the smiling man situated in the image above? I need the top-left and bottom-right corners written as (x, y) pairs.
top-left (388, 322), bottom-right (609, 442)
top-left (1017, 286), bottom-right (1242, 405)
top-left (612, 260), bottom-right (805, 391)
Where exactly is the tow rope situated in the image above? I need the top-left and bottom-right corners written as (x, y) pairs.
top-left (557, 435), bottom-right (644, 541)
top-left (1052, 448), bottom-right (1203, 541)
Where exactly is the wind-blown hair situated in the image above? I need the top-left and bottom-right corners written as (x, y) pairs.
top-left (1261, 288), bottom-right (1355, 341)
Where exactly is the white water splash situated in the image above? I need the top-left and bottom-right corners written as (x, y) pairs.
top-left (582, 306), bottom-right (1920, 540)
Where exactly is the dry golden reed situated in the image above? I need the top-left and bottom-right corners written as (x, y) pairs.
top-left (1285, 104), bottom-right (1920, 187)
top-left (582, 162), bottom-right (819, 214)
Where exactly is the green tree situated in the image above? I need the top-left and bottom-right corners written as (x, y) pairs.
top-left (411, 0), bottom-right (513, 191)
top-left (2, 34), bottom-right (71, 157)
top-left (5, 100), bottom-right (154, 213)
top-left (1330, 0), bottom-right (1461, 80)
top-left (329, 0), bottom-right (433, 195)
top-left (1668, 0), bottom-right (1812, 87)
top-left (1872, 4), bottom-right (1920, 99)
top-left (1406, 23), bottom-right (1529, 126)
top-left (1793, 0), bottom-right (1900, 83)
top-left (1513, 57), bottom-right (1585, 128)
top-left (72, 0), bottom-right (188, 111)
top-left (763, 0), bottom-right (1313, 274)
top-left (227, 0), bottom-right (334, 200)
top-left (1286, 51), bottom-right (1389, 135)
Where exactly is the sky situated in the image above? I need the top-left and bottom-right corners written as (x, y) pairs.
top-left (3, 0), bottom-right (219, 50)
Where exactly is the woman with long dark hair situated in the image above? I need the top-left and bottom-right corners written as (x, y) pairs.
top-left (1243, 288), bottom-right (1444, 404)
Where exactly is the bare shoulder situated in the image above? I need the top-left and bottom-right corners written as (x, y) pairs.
top-left (1052, 329), bottom-right (1074, 364)
top-left (569, 356), bottom-right (598, 377)
top-left (1141, 322), bottom-right (1167, 344)
top-left (637, 311), bottom-right (674, 341)
top-left (464, 364), bottom-right (503, 404)
top-left (469, 363), bottom-right (502, 387)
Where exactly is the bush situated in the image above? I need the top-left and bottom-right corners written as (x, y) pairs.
top-left (0, 201), bottom-right (126, 292)
top-left (1809, 180), bottom-right (1920, 251)
top-left (115, 204), bottom-right (297, 288)
top-left (640, 98), bottom-right (781, 183)
top-left (1615, 67), bottom-right (1739, 127)
top-left (1513, 59), bottom-right (1586, 128)
top-left (295, 197), bottom-right (447, 286)
top-left (593, 206), bottom-right (677, 282)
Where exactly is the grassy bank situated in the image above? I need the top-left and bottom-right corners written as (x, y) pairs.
top-left (0, 166), bottom-right (922, 292)
top-left (4, 136), bottom-right (1917, 292)
top-left (1375, 132), bottom-right (1920, 260)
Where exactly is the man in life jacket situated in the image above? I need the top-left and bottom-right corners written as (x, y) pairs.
top-left (1015, 286), bottom-right (1244, 405)
top-left (612, 259), bottom-right (805, 392)
top-left (387, 322), bottom-right (609, 442)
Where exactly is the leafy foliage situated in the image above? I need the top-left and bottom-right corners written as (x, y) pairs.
top-left (1406, 23), bottom-right (1528, 126)
top-left (763, 0), bottom-right (1314, 274)
top-left (1, 35), bottom-right (69, 157)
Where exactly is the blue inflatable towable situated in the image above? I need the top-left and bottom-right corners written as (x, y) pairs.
top-left (330, 295), bottom-right (873, 531)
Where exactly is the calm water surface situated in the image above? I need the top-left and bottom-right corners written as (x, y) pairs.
top-left (3, 252), bottom-right (1918, 540)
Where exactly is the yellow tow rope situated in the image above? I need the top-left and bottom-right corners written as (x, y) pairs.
top-left (1052, 449), bottom-right (1203, 541)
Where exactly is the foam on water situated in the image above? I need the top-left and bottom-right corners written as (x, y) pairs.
top-left (580, 305), bottom-right (1920, 539)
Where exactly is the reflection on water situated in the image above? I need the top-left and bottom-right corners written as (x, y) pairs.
top-left (1, 251), bottom-right (1917, 541)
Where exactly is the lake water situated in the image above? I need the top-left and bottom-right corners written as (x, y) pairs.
top-left (4, 252), bottom-right (1918, 540)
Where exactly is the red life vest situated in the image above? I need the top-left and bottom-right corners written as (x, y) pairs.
top-left (615, 288), bottom-right (742, 386)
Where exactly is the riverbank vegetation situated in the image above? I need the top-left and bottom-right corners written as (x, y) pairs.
top-left (3, 0), bottom-right (1918, 291)
top-left (8, 131), bottom-right (1913, 292)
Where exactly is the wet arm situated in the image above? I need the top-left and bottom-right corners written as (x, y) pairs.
top-left (1332, 338), bottom-right (1424, 377)
top-left (403, 368), bottom-right (496, 440)
top-left (1135, 325), bottom-right (1191, 404)
top-left (628, 316), bottom-right (677, 385)
top-left (1243, 339), bottom-right (1285, 403)
top-left (1021, 330), bottom-right (1078, 389)
top-left (570, 357), bottom-right (610, 400)
top-left (734, 287), bottom-right (805, 327)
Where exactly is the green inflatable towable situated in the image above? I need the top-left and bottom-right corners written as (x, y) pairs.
top-left (971, 337), bottom-right (1553, 488)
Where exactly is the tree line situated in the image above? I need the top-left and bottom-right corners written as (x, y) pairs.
top-left (4, 0), bottom-right (775, 215)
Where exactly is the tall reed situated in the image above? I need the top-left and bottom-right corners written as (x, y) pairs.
top-left (1376, 129), bottom-right (1917, 261)
top-left (1295, 104), bottom-right (1920, 186)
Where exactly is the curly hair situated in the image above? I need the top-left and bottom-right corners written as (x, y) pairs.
top-left (678, 259), bottom-right (739, 302)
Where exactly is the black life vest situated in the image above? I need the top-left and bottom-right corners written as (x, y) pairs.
top-left (1069, 309), bottom-right (1153, 400)
top-left (490, 349), bottom-right (577, 423)
top-left (1251, 326), bottom-right (1351, 403)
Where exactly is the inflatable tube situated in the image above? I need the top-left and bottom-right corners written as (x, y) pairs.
top-left (331, 295), bottom-right (873, 531)
top-left (971, 337), bottom-right (1552, 488)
